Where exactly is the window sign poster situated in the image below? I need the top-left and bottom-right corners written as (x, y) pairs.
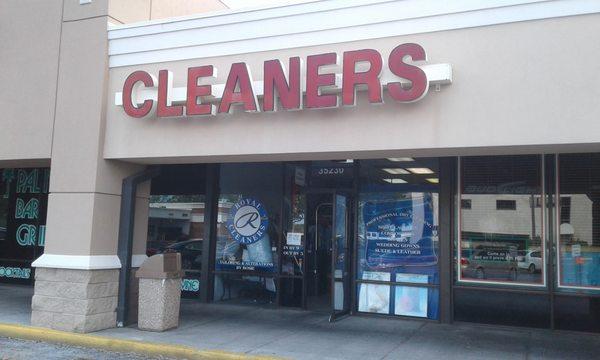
top-left (294, 167), bottom-right (306, 186)
top-left (216, 197), bottom-right (275, 272)
top-left (216, 235), bottom-right (276, 272)
top-left (394, 273), bottom-right (428, 318)
top-left (286, 232), bottom-right (302, 246)
top-left (180, 277), bottom-right (201, 298)
top-left (363, 194), bottom-right (437, 268)
top-left (358, 271), bottom-right (391, 314)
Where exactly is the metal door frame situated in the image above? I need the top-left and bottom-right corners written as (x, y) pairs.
top-left (329, 191), bottom-right (353, 321)
top-left (302, 188), bottom-right (354, 316)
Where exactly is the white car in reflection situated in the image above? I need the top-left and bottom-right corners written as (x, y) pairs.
top-left (517, 250), bottom-right (542, 273)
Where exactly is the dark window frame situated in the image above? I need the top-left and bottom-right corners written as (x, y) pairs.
top-left (496, 199), bottom-right (517, 210)
top-left (461, 199), bottom-right (472, 209)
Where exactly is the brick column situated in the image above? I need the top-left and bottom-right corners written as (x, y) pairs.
top-left (32, 269), bottom-right (119, 332)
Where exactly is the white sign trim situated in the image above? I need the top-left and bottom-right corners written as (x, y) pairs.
top-left (32, 254), bottom-right (123, 270)
top-left (108, 0), bottom-right (600, 68)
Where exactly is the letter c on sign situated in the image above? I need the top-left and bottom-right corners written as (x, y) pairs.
top-left (122, 71), bottom-right (154, 117)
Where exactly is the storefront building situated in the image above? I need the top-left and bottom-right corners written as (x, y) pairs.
top-left (2, 0), bottom-right (600, 334)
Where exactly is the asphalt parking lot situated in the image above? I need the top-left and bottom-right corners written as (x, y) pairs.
top-left (0, 337), bottom-right (172, 360)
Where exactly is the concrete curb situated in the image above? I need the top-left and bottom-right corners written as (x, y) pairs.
top-left (0, 323), bottom-right (282, 360)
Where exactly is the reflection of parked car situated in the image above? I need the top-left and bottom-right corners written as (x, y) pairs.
top-left (461, 249), bottom-right (518, 281)
top-left (0, 226), bottom-right (6, 241)
top-left (517, 250), bottom-right (542, 273)
top-left (160, 239), bottom-right (203, 271)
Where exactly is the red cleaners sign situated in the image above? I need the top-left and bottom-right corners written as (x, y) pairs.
top-left (117, 43), bottom-right (452, 118)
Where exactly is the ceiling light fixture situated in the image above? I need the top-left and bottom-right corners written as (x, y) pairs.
top-left (407, 167), bottom-right (434, 174)
top-left (382, 168), bottom-right (410, 175)
top-left (383, 178), bottom-right (407, 184)
top-left (386, 157), bottom-right (414, 162)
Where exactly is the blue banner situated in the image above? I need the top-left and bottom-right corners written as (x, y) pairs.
top-left (363, 194), bottom-right (437, 268)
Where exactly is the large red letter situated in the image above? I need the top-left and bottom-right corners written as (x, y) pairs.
top-left (122, 71), bottom-right (154, 118)
top-left (218, 63), bottom-right (258, 114)
top-left (263, 57), bottom-right (302, 111)
top-left (157, 70), bottom-right (184, 117)
top-left (186, 65), bottom-right (215, 116)
top-left (387, 43), bottom-right (428, 102)
top-left (305, 53), bottom-right (338, 109)
top-left (342, 49), bottom-right (383, 106)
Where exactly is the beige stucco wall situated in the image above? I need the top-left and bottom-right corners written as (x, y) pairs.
top-left (108, 0), bottom-right (228, 24)
top-left (0, 0), bottom-right (63, 166)
top-left (0, 0), bottom-right (228, 168)
top-left (149, 0), bottom-right (227, 20)
top-left (2, 0), bottom-right (230, 263)
top-left (105, 14), bottom-right (600, 164)
top-left (41, 0), bottom-right (145, 258)
top-left (109, 0), bottom-right (151, 24)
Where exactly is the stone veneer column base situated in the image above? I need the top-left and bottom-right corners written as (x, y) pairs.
top-left (31, 268), bottom-right (119, 333)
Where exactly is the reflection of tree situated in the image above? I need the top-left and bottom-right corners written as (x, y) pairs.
top-left (219, 194), bottom-right (241, 204)
top-left (150, 194), bottom-right (205, 204)
top-left (0, 170), bottom-right (13, 228)
top-left (292, 194), bottom-right (306, 224)
top-left (0, 198), bottom-right (7, 228)
top-left (2, 169), bottom-right (15, 199)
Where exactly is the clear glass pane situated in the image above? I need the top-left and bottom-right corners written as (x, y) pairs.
top-left (395, 285), bottom-right (438, 319)
top-left (213, 274), bottom-right (276, 304)
top-left (147, 194), bottom-right (205, 297)
top-left (459, 155), bottom-right (544, 286)
top-left (358, 273), bottom-right (391, 314)
top-left (282, 165), bottom-right (306, 277)
top-left (333, 194), bottom-right (347, 311)
top-left (558, 154), bottom-right (600, 289)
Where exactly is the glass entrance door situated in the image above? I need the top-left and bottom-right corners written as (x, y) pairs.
top-left (303, 190), bottom-right (353, 319)
top-left (330, 193), bottom-right (352, 321)
top-left (305, 198), bottom-right (332, 312)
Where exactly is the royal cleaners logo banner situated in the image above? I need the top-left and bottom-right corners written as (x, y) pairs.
top-left (226, 198), bottom-right (269, 245)
top-left (217, 197), bottom-right (275, 272)
top-left (363, 194), bottom-right (437, 268)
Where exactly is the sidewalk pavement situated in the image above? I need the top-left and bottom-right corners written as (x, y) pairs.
top-left (2, 283), bottom-right (600, 359)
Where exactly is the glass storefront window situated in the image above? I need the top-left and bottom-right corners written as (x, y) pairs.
top-left (0, 175), bottom-right (8, 242)
top-left (147, 194), bottom-right (205, 297)
top-left (282, 164), bottom-right (306, 277)
top-left (213, 163), bottom-right (282, 304)
top-left (147, 165), bottom-right (208, 297)
top-left (557, 154), bottom-right (600, 290)
top-left (357, 158), bottom-right (439, 319)
top-left (0, 168), bottom-right (49, 285)
top-left (458, 155), bottom-right (544, 286)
